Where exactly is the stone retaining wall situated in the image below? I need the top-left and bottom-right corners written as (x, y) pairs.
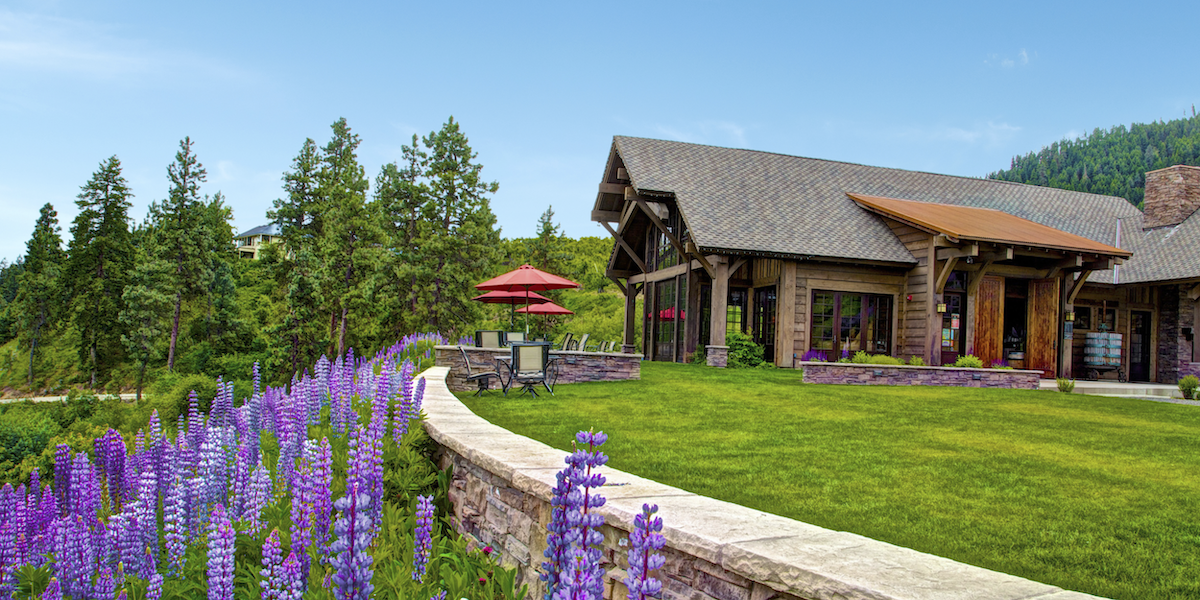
top-left (799, 362), bottom-right (1042, 389)
top-left (435, 345), bottom-right (641, 393)
top-left (418, 366), bottom-right (1104, 600)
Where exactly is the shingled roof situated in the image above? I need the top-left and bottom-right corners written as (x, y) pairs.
top-left (610, 136), bottom-right (1200, 284)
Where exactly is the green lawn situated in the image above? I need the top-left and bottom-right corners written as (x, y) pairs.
top-left (460, 362), bottom-right (1200, 600)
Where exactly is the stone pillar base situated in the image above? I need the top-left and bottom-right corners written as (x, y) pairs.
top-left (621, 344), bottom-right (638, 354)
top-left (706, 345), bottom-right (729, 368)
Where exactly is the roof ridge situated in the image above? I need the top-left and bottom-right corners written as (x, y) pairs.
top-left (613, 135), bottom-right (1137, 206)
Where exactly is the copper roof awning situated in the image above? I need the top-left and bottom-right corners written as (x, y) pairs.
top-left (848, 193), bottom-right (1132, 258)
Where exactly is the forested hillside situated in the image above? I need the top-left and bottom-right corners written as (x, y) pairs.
top-left (988, 112), bottom-right (1200, 207)
top-left (0, 117), bottom-right (619, 396)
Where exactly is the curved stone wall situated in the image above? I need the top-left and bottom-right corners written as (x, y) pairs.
top-left (419, 366), bottom-right (1104, 600)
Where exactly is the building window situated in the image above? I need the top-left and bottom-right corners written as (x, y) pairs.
top-left (810, 291), bottom-right (892, 356)
top-left (727, 289), bottom-right (748, 337)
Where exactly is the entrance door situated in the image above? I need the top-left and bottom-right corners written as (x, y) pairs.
top-left (1027, 278), bottom-right (1061, 378)
top-left (753, 286), bottom-right (777, 364)
top-left (974, 276), bottom-right (1005, 367)
top-left (940, 291), bottom-right (966, 365)
top-left (1130, 310), bottom-right (1152, 381)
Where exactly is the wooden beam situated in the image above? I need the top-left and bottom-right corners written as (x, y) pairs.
top-left (967, 261), bottom-right (995, 297)
top-left (616, 167), bottom-right (629, 181)
top-left (1047, 255), bottom-right (1083, 278)
top-left (686, 241), bottom-right (715, 278)
top-left (591, 209), bottom-right (621, 222)
top-left (936, 244), bottom-right (979, 261)
top-left (932, 234), bottom-right (958, 247)
top-left (935, 257), bottom-right (959, 294)
top-left (978, 248), bottom-right (1014, 262)
top-left (598, 182), bottom-right (626, 195)
top-left (1189, 283), bottom-right (1200, 302)
top-left (1082, 259), bottom-right (1114, 271)
top-left (1068, 270), bottom-right (1093, 304)
top-left (607, 274), bottom-right (627, 295)
top-left (1014, 248), bottom-right (1068, 259)
top-left (599, 221), bottom-right (647, 272)
top-left (729, 257), bottom-right (749, 276)
top-left (635, 198), bottom-right (689, 270)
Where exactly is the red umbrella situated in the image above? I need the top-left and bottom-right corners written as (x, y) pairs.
top-left (476, 265), bottom-right (580, 333)
top-left (516, 302), bottom-right (574, 315)
top-left (472, 290), bottom-right (553, 328)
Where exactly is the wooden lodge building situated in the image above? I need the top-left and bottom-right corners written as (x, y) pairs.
top-left (592, 136), bottom-right (1200, 382)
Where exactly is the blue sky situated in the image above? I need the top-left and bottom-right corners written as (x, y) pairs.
top-left (3, 0), bottom-right (1200, 264)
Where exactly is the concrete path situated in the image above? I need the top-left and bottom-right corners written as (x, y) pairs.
top-left (1038, 379), bottom-right (1200, 405)
top-left (0, 393), bottom-right (138, 405)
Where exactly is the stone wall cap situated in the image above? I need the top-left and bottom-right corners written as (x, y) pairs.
top-left (436, 344), bottom-right (643, 358)
top-left (705, 345), bottom-right (731, 350)
top-left (797, 361), bottom-right (1044, 374)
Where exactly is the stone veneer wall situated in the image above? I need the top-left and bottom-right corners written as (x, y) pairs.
top-left (1158, 285), bottom-right (1182, 384)
top-left (799, 362), bottom-right (1041, 389)
top-left (435, 345), bottom-right (641, 393)
top-left (705, 345), bottom-right (729, 368)
top-left (418, 366), bottom-right (1104, 600)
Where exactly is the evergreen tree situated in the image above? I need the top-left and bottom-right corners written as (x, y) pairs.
top-left (528, 205), bottom-right (573, 276)
top-left (375, 138), bottom-right (429, 336)
top-left (316, 118), bottom-right (383, 356)
top-left (268, 247), bottom-right (323, 378)
top-left (67, 156), bottom-right (135, 387)
top-left (15, 203), bottom-right (65, 387)
top-left (415, 117), bottom-right (501, 335)
top-left (270, 138), bottom-right (323, 255)
top-left (119, 258), bottom-right (172, 401)
top-left (154, 137), bottom-right (212, 370)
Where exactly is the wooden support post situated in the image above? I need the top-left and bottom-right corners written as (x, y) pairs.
top-left (623, 282), bottom-right (638, 348)
top-left (935, 257), bottom-right (959, 294)
top-left (777, 261), bottom-right (797, 367)
top-left (1187, 282), bottom-right (1200, 302)
top-left (685, 268), bottom-right (702, 358)
top-left (1068, 270), bottom-right (1093, 304)
top-left (686, 241), bottom-right (716, 278)
top-left (710, 259), bottom-right (730, 347)
top-left (600, 221), bottom-right (647, 272)
top-left (926, 239), bottom-right (939, 365)
top-left (607, 274), bottom-right (627, 295)
top-left (1059, 273), bottom-right (1072, 379)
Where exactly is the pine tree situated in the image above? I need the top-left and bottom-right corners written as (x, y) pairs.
top-left (15, 203), bottom-right (65, 388)
top-left (528, 206), bottom-right (573, 276)
top-left (268, 247), bottom-right (323, 378)
top-left (67, 156), bottom-right (135, 387)
top-left (415, 117), bottom-right (501, 335)
top-left (119, 258), bottom-right (172, 401)
top-left (375, 137), bottom-right (429, 336)
top-left (154, 137), bottom-right (213, 370)
top-left (270, 138), bottom-right (323, 255)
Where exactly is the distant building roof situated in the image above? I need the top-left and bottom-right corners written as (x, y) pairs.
top-left (234, 223), bottom-right (281, 239)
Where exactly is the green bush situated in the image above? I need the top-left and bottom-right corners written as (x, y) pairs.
top-left (852, 351), bottom-right (871, 364)
top-left (953, 355), bottom-right (984, 369)
top-left (726, 331), bottom-right (765, 368)
top-left (0, 408), bottom-right (59, 472)
top-left (1179, 375), bottom-right (1199, 399)
top-left (869, 354), bottom-right (904, 365)
top-left (151, 373), bottom-right (219, 422)
top-left (908, 355), bottom-right (926, 366)
top-left (1057, 378), bottom-right (1076, 393)
top-left (690, 347), bottom-right (707, 365)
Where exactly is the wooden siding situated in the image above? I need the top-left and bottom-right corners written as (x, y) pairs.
top-left (791, 261), bottom-right (906, 359)
top-left (975, 275), bottom-right (1004, 367)
top-left (883, 220), bottom-right (932, 362)
top-left (752, 258), bottom-right (782, 287)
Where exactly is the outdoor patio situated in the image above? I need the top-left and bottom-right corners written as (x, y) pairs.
top-left (434, 344), bottom-right (642, 393)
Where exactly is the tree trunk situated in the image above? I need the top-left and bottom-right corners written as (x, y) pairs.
top-left (338, 307), bottom-right (349, 358)
top-left (328, 309), bottom-right (338, 356)
top-left (89, 343), bottom-right (97, 388)
top-left (136, 359), bottom-right (147, 402)
top-left (27, 325), bottom-right (38, 389)
top-left (168, 292), bottom-right (182, 370)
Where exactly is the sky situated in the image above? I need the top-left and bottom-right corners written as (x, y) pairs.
top-left (3, 0), bottom-right (1200, 264)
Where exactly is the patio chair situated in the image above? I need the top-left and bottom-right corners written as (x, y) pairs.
top-left (506, 332), bottom-right (526, 345)
top-left (570, 333), bottom-right (590, 352)
top-left (459, 346), bottom-right (508, 397)
top-left (558, 333), bottom-right (574, 351)
top-left (475, 330), bottom-right (505, 348)
top-left (508, 342), bottom-right (555, 397)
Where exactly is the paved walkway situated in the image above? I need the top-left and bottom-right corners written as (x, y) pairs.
top-left (1038, 379), bottom-right (1200, 405)
top-left (0, 393), bottom-right (138, 405)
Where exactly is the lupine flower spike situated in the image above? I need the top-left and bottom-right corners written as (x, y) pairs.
top-left (625, 503), bottom-right (666, 600)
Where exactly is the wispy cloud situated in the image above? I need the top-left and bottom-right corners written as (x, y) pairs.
top-left (654, 120), bottom-right (749, 147)
top-left (986, 48), bottom-right (1034, 69)
top-left (0, 9), bottom-right (246, 81)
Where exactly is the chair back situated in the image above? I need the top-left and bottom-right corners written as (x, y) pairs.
top-left (576, 333), bottom-right (590, 351)
top-left (507, 332), bottom-right (526, 344)
top-left (459, 347), bottom-right (476, 375)
top-left (600, 341), bottom-right (612, 352)
top-left (558, 333), bottom-right (574, 351)
top-left (512, 343), bottom-right (548, 376)
top-left (475, 330), bottom-right (504, 348)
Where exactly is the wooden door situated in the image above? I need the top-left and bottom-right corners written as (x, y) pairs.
top-left (940, 292), bottom-right (966, 365)
top-left (1027, 278), bottom-right (1061, 378)
top-left (974, 276), bottom-right (1004, 367)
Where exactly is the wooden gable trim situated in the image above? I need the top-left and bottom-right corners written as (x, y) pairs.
top-left (600, 220), bottom-right (646, 272)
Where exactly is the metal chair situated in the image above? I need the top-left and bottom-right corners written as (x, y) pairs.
top-left (475, 330), bottom-right (505, 348)
top-left (508, 342), bottom-right (554, 397)
top-left (558, 333), bottom-right (574, 351)
top-left (570, 333), bottom-right (590, 352)
top-left (506, 331), bottom-right (526, 345)
top-left (459, 346), bottom-right (507, 396)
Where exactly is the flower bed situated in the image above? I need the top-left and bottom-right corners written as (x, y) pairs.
top-left (798, 361), bottom-right (1041, 389)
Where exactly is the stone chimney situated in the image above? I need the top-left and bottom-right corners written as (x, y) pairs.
top-left (1143, 165), bottom-right (1200, 229)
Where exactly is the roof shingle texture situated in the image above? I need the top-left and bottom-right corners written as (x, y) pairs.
top-left (613, 136), bottom-right (1193, 283)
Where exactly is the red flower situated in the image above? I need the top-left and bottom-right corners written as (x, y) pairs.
top-left (483, 545), bottom-right (494, 555)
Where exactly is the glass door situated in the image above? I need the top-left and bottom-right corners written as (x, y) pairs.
top-left (940, 292), bottom-right (965, 365)
top-left (1130, 310), bottom-right (1151, 381)
top-left (753, 286), bottom-right (777, 364)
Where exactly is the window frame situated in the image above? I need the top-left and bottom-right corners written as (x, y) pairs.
top-left (809, 290), bottom-right (894, 356)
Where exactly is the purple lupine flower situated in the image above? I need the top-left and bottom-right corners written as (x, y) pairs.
top-left (261, 529), bottom-right (284, 600)
top-left (207, 504), bottom-right (235, 600)
top-left (430, 591), bottom-right (448, 600)
top-left (310, 438), bottom-right (333, 551)
top-left (329, 485), bottom-right (374, 600)
top-left (70, 451), bottom-right (101, 522)
top-left (164, 475), bottom-right (189, 574)
top-left (243, 460), bottom-right (273, 535)
top-left (118, 589), bottom-right (129, 600)
top-left (412, 378), bottom-right (426, 417)
top-left (147, 573), bottom-right (164, 600)
top-left (253, 361), bottom-right (262, 398)
top-left (230, 442), bottom-right (252, 518)
top-left (53, 444), bottom-right (71, 516)
top-left (542, 430), bottom-right (609, 600)
top-left (289, 463), bottom-right (313, 585)
top-left (112, 509), bottom-right (144, 577)
top-left (136, 465), bottom-right (159, 552)
top-left (0, 520), bottom-right (14, 598)
top-left (41, 577), bottom-right (63, 600)
top-left (412, 494), bottom-right (434, 582)
top-left (94, 565), bottom-right (116, 599)
top-left (625, 504), bottom-right (666, 600)
top-left (280, 551), bottom-right (304, 600)
top-left (392, 361), bottom-right (415, 443)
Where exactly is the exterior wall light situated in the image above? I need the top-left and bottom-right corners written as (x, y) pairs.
top-left (937, 303), bottom-right (948, 313)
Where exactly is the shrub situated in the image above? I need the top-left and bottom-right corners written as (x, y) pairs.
top-left (800, 349), bottom-right (828, 362)
top-left (953, 355), bottom-right (984, 368)
top-left (1057, 378), bottom-right (1076, 393)
top-left (0, 408), bottom-right (59, 472)
top-left (908, 355), bottom-right (926, 366)
top-left (868, 354), bottom-right (904, 365)
top-left (726, 331), bottom-right (765, 368)
top-left (852, 351), bottom-right (871, 364)
top-left (689, 347), bottom-right (706, 365)
top-left (1179, 375), bottom-right (1199, 399)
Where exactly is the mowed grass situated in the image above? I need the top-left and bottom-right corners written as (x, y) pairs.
top-left (461, 362), bottom-right (1200, 600)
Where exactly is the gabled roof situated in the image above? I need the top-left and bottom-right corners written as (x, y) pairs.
top-left (848, 193), bottom-right (1131, 258)
top-left (234, 223), bottom-right (280, 239)
top-left (609, 136), bottom-right (1198, 284)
